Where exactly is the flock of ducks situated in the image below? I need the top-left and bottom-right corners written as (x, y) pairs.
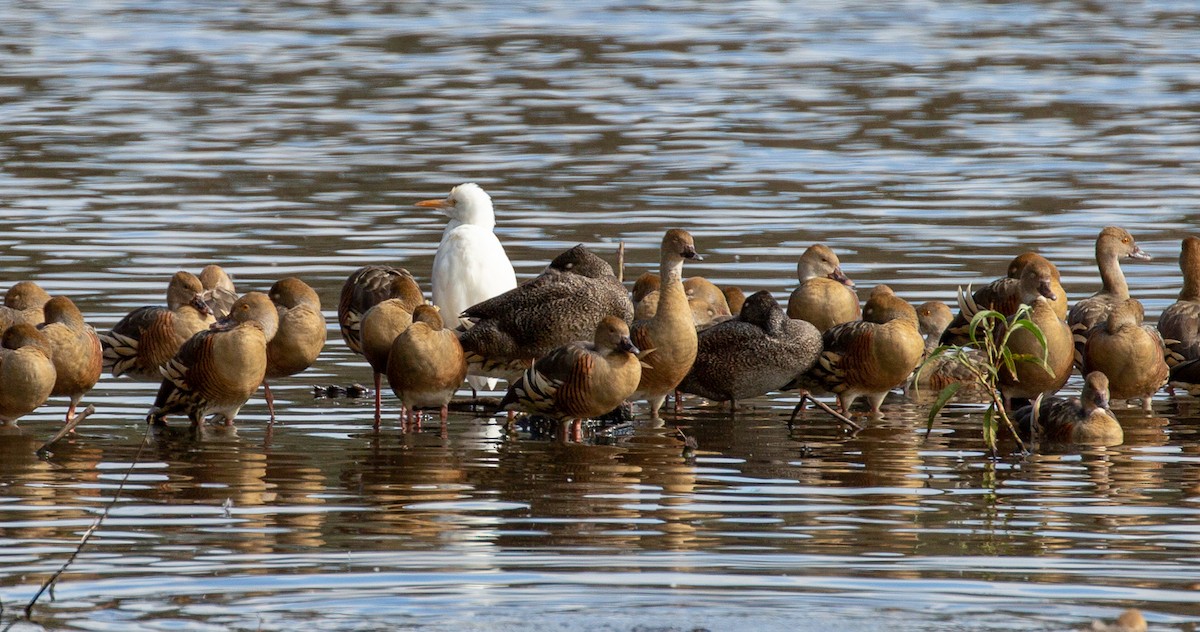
top-left (0, 183), bottom-right (1195, 447)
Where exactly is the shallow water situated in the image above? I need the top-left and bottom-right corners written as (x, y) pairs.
top-left (1, 1), bottom-right (1200, 630)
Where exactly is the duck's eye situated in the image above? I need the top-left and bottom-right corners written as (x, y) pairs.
top-left (1122, 237), bottom-right (1130, 243)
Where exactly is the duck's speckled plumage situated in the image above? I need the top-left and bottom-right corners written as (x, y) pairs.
top-left (630, 229), bottom-right (701, 419)
top-left (678, 290), bottom-right (820, 403)
top-left (0, 324), bottom-right (57, 425)
top-left (501, 316), bottom-right (641, 423)
top-left (460, 245), bottom-right (633, 379)
top-left (147, 292), bottom-right (279, 427)
top-left (38, 296), bottom-right (102, 421)
top-left (99, 271), bottom-right (213, 381)
top-left (1082, 298), bottom-right (1167, 412)
top-left (1016, 371), bottom-right (1122, 445)
top-left (786, 244), bottom-right (860, 333)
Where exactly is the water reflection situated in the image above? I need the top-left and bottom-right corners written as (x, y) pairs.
top-left (2, 0), bottom-right (1200, 628)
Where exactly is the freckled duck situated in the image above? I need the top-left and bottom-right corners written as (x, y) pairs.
top-left (99, 271), bottom-right (213, 380)
top-left (0, 281), bottom-right (52, 331)
top-left (1006, 252), bottom-right (1068, 319)
top-left (941, 257), bottom-right (1058, 346)
top-left (677, 290), bottom-right (820, 406)
top-left (997, 295), bottom-right (1075, 407)
top-left (786, 243), bottom-right (860, 333)
top-left (0, 324), bottom-right (57, 426)
top-left (420, 183), bottom-right (517, 394)
top-left (501, 315), bottom-right (641, 440)
top-left (262, 277), bottom-right (326, 421)
top-left (1082, 298), bottom-right (1167, 412)
top-left (38, 296), bottom-right (102, 422)
top-left (801, 285), bottom-right (925, 415)
top-left (198, 264), bottom-right (238, 319)
top-left (1068, 226), bottom-right (1151, 336)
top-left (386, 304), bottom-right (468, 426)
top-left (1015, 371), bottom-right (1122, 445)
top-left (459, 244), bottom-right (633, 380)
top-left (629, 229), bottom-right (702, 419)
top-left (1157, 235), bottom-right (1200, 366)
top-left (147, 292), bottom-right (279, 427)
top-left (337, 265), bottom-right (423, 356)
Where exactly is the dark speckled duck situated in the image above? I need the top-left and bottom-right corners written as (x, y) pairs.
top-left (459, 244), bottom-right (633, 380)
top-left (678, 290), bottom-right (820, 406)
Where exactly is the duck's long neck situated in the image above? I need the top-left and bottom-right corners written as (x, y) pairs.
top-left (1181, 260), bottom-right (1200, 301)
top-left (1097, 249), bottom-right (1128, 298)
top-left (657, 255), bottom-right (687, 317)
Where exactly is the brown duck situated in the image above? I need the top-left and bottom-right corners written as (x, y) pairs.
top-left (678, 290), bottom-right (820, 406)
top-left (1015, 371), bottom-right (1122, 445)
top-left (1068, 226), bottom-right (1151, 335)
top-left (147, 292), bottom-right (279, 427)
top-left (460, 244), bottom-right (633, 380)
top-left (941, 257), bottom-right (1058, 346)
top-left (360, 293), bottom-right (424, 427)
top-left (910, 300), bottom-right (985, 396)
top-left (998, 295), bottom-right (1074, 407)
top-left (786, 243), bottom-right (860, 333)
top-left (1157, 235), bottom-right (1200, 367)
top-left (337, 265), bottom-right (423, 356)
top-left (802, 285), bottom-right (924, 415)
top-left (723, 286), bottom-right (746, 316)
top-left (198, 264), bottom-right (238, 318)
top-left (100, 271), bottom-right (213, 380)
top-left (0, 324), bottom-right (57, 426)
top-left (1082, 298), bottom-right (1168, 412)
top-left (386, 304), bottom-right (468, 425)
top-left (633, 273), bottom-right (731, 329)
top-left (38, 296), bottom-right (102, 422)
top-left (1006, 252), bottom-right (1068, 319)
top-left (630, 229), bottom-right (702, 419)
top-left (262, 278), bottom-right (326, 420)
top-left (501, 316), bottom-right (641, 440)
top-left (0, 281), bottom-right (52, 331)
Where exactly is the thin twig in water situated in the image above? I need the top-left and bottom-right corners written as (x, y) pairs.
top-left (616, 241), bottom-right (625, 284)
top-left (789, 394), bottom-right (862, 432)
top-left (25, 422), bottom-right (152, 619)
top-left (36, 405), bottom-right (96, 458)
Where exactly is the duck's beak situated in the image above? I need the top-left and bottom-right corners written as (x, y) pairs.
top-left (210, 316), bottom-right (237, 331)
top-left (1128, 245), bottom-right (1152, 261)
top-left (681, 246), bottom-right (702, 261)
top-left (1038, 280), bottom-right (1057, 301)
top-left (830, 266), bottom-right (855, 287)
top-left (618, 336), bottom-right (640, 355)
top-left (191, 295), bottom-right (213, 316)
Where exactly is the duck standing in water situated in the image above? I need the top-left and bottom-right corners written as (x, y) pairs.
top-left (501, 316), bottom-right (641, 441)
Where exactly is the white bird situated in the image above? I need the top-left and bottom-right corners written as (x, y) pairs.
top-left (417, 183), bottom-right (518, 394)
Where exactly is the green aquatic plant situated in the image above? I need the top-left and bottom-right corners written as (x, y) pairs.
top-left (915, 301), bottom-right (1053, 455)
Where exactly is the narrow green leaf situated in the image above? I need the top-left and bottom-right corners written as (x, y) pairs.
top-left (924, 382), bottom-right (963, 438)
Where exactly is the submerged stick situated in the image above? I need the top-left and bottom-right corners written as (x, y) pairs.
top-left (36, 405), bottom-right (96, 457)
top-left (788, 394), bottom-right (862, 432)
top-left (25, 422), bottom-right (152, 619)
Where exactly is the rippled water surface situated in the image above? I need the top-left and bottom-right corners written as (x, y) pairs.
top-left (2, 1), bottom-right (1200, 630)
